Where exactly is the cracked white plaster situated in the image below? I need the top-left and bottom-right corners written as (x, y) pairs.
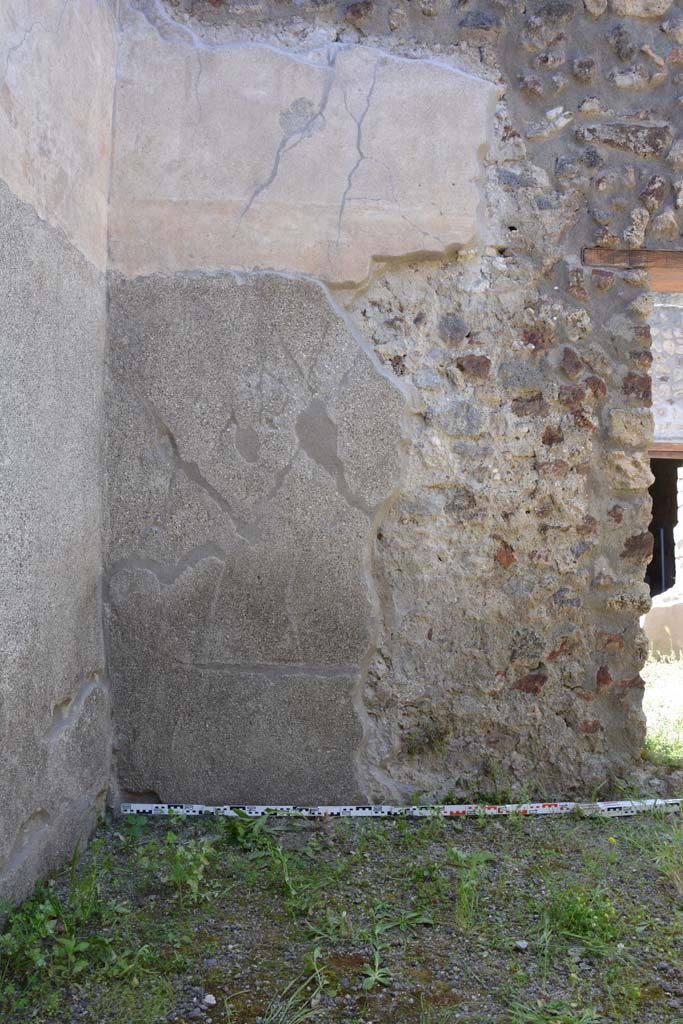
top-left (0, 0), bottom-right (117, 270)
top-left (109, 8), bottom-right (498, 283)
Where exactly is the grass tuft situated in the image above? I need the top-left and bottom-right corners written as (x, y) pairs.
top-left (642, 650), bottom-right (683, 766)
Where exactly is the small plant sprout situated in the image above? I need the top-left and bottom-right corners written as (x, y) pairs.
top-left (360, 946), bottom-right (392, 991)
top-left (447, 848), bottom-right (495, 925)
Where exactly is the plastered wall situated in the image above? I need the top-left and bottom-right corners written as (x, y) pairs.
top-left (4, 0), bottom-right (683, 901)
top-left (0, 0), bottom-right (117, 901)
top-left (650, 296), bottom-right (683, 441)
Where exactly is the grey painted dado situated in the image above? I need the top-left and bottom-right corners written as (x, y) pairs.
top-left (104, 272), bottom-right (404, 803)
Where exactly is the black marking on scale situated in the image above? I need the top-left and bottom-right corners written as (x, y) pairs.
top-left (120, 799), bottom-right (683, 820)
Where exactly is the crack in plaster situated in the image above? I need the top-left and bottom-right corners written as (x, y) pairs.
top-left (368, 151), bottom-right (450, 250)
top-left (1, 0), bottom-right (75, 81)
top-left (133, 0), bottom-right (334, 66)
top-left (177, 660), bottom-right (359, 680)
top-left (105, 545), bottom-right (227, 590)
top-left (133, 0), bottom-right (497, 84)
top-left (117, 1), bottom-right (499, 287)
top-left (146, 400), bottom-right (261, 543)
top-left (193, 47), bottom-right (204, 119)
top-left (2, 24), bottom-right (34, 80)
top-left (235, 48), bottom-right (339, 229)
top-left (336, 61), bottom-right (380, 247)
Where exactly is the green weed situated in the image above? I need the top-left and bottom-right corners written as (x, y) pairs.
top-left (418, 1003), bottom-right (460, 1023)
top-left (360, 945), bottom-right (392, 991)
top-left (410, 857), bottom-right (449, 901)
top-left (115, 813), bottom-right (148, 846)
top-left (642, 650), bottom-right (683, 766)
top-left (136, 829), bottom-right (213, 903)
top-left (643, 716), bottom-right (683, 767)
top-left (214, 809), bottom-right (281, 851)
top-left (303, 945), bottom-right (338, 997)
top-left (0, 843), bottom-right (145, 1015)
top-left (546, 884), bottom-right (620, 954)
top-left (307, 906), bottom-right (355, 943)
top-left (261, 989), bottom-right (317, 1024)
top-left (417, 999), bottom-right (458, 1024)
top-left (509, 999), bottom-right (603, 1023)
top-left (162, 831), bottom-right (213, 904)
top-left (448, 848), bottom-right (495, 926)
top-left (654, 820), bottom-right (683, 895)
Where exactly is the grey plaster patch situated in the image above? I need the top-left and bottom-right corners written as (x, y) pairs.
top-left (0, 180), bottom-right (110, 901)
top-left (107, 636), bottom-right (363, 804)
top-left (104, 271), bottom-right (405, 800)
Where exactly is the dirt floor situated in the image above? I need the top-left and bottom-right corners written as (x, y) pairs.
top-left (1, 804), bottom-right (682, 1024)
top-left (2, 657), bottom-right (682, 1024)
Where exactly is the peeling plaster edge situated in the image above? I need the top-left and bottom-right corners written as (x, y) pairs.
top-left (104, 548), bottom-right (227, 591)
top-left (127, 0), bottom-right (503, 87)
top-left (478, 85), bottom-right (506, 252)
top-left (44, 677), bottom-right (110, 744)
top-left (0, 789), bottom-right (108, 897)
top-left (321, 285), bottom-right (413, 803)
top-left (0, 175), bottom-right (106, 280)
top-left (105, 243), bottom-right (482, 297)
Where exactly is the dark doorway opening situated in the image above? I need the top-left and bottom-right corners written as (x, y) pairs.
top-left (646, 458), bottom-right (682, 597)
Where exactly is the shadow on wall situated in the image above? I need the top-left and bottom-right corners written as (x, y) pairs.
top-left (646, 458), bottom-right (681, 597)
top-left (644, 459), bottom-right (683, 656)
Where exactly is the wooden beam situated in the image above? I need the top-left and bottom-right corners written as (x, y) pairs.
top-left (649, 442), bottom-right (683, 460)
top-left (582, 248), bottom-right (683, 293)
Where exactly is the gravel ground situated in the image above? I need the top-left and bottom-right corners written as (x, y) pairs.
top-left (2, 807), bottom-right (682, 1024)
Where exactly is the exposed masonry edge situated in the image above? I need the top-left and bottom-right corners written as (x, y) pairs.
top-left (130, 0), bottom-right (503, 87)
